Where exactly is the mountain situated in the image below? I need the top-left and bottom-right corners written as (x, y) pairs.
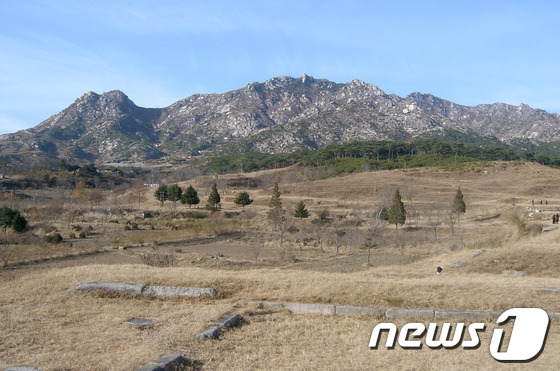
top-left (2, 74), bottom-right (560, 165)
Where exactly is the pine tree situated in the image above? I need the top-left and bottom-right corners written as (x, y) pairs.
top-left (293, 200), bottom-right (310, 219)
top-left (452, 187), bottom-right (466, 215)
top-left (268, 182), bottom-right (282, 211)
top-left (154, 184), bottom-right (168, 206)
top-left (166, 184), bottom-right (182, 209)
top-left (267, 182), bottom-right (287, 243)
top-left (234, 191), bottom-right (253, 209)
top-left (181, 185), bottom-right (200, 208)
top-left (388, 188), bottom-right (406, 231)
top-left (206, 182), bottom-right (221, 212)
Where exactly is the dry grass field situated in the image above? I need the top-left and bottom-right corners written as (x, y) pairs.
top-left (1, 161), bottom-right (560, 369)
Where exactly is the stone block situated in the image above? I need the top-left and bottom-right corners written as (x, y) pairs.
top-left (284, 302), bottom-right (335, 315)
top-left (385, 308), bottom-right (434, 319)
top-left (256, 301), bottom-right (284, 309)
top-left (214, 313), bottom-right (241, 328)
top-left (435, 310), bottom-right (492, 322)
top-left (152, 354), bottom-right (190, 370)
top-left (134, 354), bottom-right (191, 371)
top-left (125, 318), bottom-right (155, 329)
top-left (335, 305), bottom-right (384, 317)
top-left (535, 287), bottom-right (559, 293)
top-left (142, 285), bottom-right (217, 298)
top-left (196, 327), bottom-right (221, 340)
top-left (503, 270), bottom-right (526, 276)
top-left (75, 282), bottom-right (143, 296)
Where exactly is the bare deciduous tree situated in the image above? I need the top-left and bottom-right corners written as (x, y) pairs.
top-left (424, 202), bottom-right (445, 240)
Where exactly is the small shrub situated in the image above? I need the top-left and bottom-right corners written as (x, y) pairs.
top-left (43, 233), bottom-right (63, 244)
top-left (78, 231), bottom-right (87, 238)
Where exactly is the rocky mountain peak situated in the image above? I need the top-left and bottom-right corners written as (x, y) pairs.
top-left (1, 75), bottom-right (560, 165)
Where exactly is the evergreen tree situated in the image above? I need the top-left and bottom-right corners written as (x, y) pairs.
top-left (0, 206), bottom-right (18, 229)
top-left (268, 182), bottom-right (282, 211)
top-left (267, 182), bottom-right (287, 243)
top-left (154, 184), bottom-right (168, 206)
top-left (167, 184), bottom-right (182, 208)
top-left (388, 188), bottom-right (406, 230)
top-left (12, 213), bottom-right (27, 233)
top-left (452, 187), bottom-right (466, 215)
top-left (234, 191), bottom-right (253, 209)
top-left (0, 207), bottom-right (26, 233)
top-left (293, 200), bottom-right (310, 219)
top-left (181, 185), bottom-right (200, 208)
top-left (206, 182), bottom-right (221, 212)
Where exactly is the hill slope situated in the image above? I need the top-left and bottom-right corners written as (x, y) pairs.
top-left (1, 74), bottom-right (560, 164)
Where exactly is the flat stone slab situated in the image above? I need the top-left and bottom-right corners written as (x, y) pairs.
top-left (196, 327), bottom-right (221, 341)
top-left (126, 318), bottom-right (155, 329)
top-left (3, 367), bottom-right (43, 371)
top-left (284, 302), bottom-right (335, 315)
top-left (503, 270), bottom-right (527, 276)
top-left (76, 282), bottom-right (218, 299)
top-left (435, 310), bottom-right (492, 321)
top-left (450, 259), bottom-right (467, 268)
top-left (143, 285), bottom-right (217, 298)
top-left (75, 282), bottom-right (143, 296)
top-left (335, 305), bottom-right (384, 317)
top-left (250, 301), bottom-right (284, 309)
top-left (385, 308), bottom-right (434, 319)
top-left (536, 287), bottom-right (560, 292)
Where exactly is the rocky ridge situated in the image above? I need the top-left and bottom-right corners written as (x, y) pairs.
top-left (1, 74), bottom-right (559, 164)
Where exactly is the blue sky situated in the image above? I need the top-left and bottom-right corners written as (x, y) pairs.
top-left (1, 0), bottom-right (560, 134)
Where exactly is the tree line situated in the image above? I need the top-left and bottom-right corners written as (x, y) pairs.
top-left (201, 137), bottom-right (558, 175)
top-left (153, 183), bottom-right (253, 211)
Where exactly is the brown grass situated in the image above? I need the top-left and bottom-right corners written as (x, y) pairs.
top-left (1, 162), bottom-right (560, 369)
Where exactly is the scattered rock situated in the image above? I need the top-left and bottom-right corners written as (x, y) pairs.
top-left (450, 259), bottom-right (467, 268)
top-left (213, 313), bottom-right (241, 328)
top-left (135, 354), bottom-right (195, 371)
top-left (125, 318), bottom-right (155, 329)
top-left (503, 270), bottom-right (527, 276)
top-left (473, 249), bottom-right (485, 257)
top-left (196, 327), bottom-right (221, 341)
